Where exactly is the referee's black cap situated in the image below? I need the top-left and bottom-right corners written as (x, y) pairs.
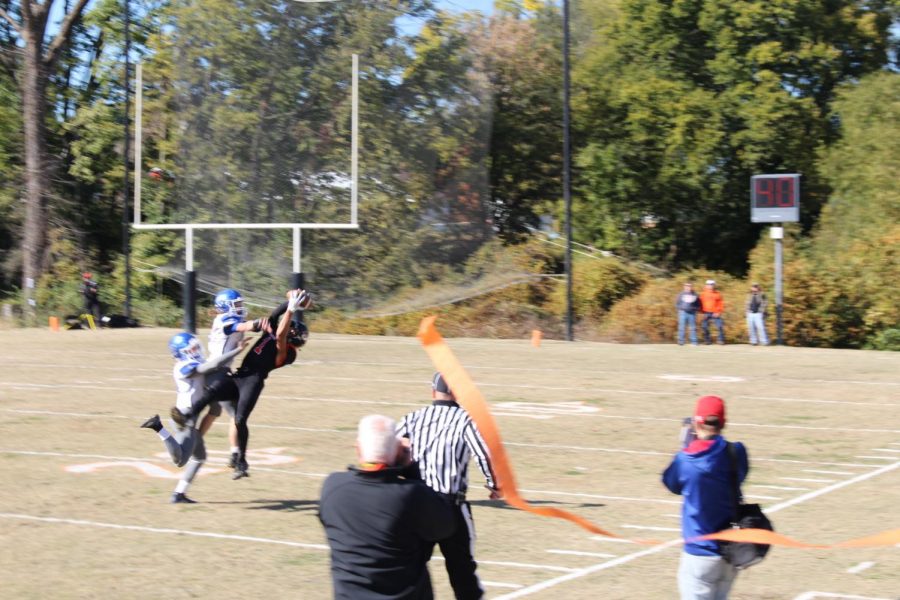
top-left (432, 372), bottom-right (452, 395)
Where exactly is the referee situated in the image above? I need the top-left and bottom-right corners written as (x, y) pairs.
top-left (397, 372), bottom-right (500, 600)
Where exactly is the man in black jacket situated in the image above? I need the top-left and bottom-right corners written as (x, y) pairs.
top-left (319, 414), bottom-right (456, 600)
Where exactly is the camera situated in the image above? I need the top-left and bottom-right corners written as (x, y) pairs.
top-left (679, 417), bottom-right (697, 448)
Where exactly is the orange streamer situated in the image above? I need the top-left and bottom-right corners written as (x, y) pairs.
top-left (698, 526), bottom-right (900, 549)
top-left (418, 316), bottom-right (900, 550)
top-left (418, 316), bottom-right (623, 539)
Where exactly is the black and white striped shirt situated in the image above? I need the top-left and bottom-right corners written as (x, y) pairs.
top-left (397, 401), bottom-right (496, 495)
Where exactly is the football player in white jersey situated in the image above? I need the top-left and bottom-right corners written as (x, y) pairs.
top-left (140, 332), bottom-right (245, 503)
top-left (199, 289), bottom-right (269, 468)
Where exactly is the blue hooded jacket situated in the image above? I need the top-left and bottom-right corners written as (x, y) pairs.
top-left (662, 436), bottom-right (749, 556)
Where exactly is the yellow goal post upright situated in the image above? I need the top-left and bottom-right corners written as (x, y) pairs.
top-left (132, 55), bottom-right (360, 333)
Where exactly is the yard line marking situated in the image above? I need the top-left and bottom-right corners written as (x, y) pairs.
top-left (888, 442), bottom-right (900, 446)
top-left (765, 460), bottom-right (900, 513)
top-left (743, 494), bottom-right (782, 500)
top-left (780, 477), bottom-right (836, 483)
top-left (433, 556), bottom-right (576, 573)
top-left (6, 380), bottom-right (900, 434)
top-left (508, 442), bottom-right (668, 457)
top-left (750, 485), bottom-right (810, 491)
top-left (0, 512), bottom-right (571, 575)
top-left (872, 448), bottom-right (900, 453)
top-left (589, 536), bottom-right (636, 544)
top-left (0, 449), bottom-right (332, 479)
top-left (546, 550), bottom-right (616, 558)
top-left (737, 395), bottom-right (899, 407)
top-left (793, 593), bottom-right (893, 600)
top-left (1, 409), bottom-right (887, 468)
top-left (482, 582), bottom-right (524, 589)
top-left (0, 512), bottom-right (330, 550)
top-left (520, 489), bottom-right (680, 505)
top-left (854, 456), bottom-right (898, 461)
top-left (846, 561), bottom-right (875, 574)
top-left (662, 513), bottom-right (681, 518)
top-left (620, 525), bottom-right (680, 532)
top-left (802, 470), bottom-right (855, 476)
top-left (3, 409), bottom-right (344, 433)
top-left (499, 460), bottom-right (900, 599)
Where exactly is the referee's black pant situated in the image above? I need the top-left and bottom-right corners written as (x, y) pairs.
top-left (431, 500), bottom-right (484, 600)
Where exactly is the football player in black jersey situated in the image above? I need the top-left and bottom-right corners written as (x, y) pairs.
top-left (172, 289), bottom-right (311, 479)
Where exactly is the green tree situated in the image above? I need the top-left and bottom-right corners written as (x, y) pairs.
top-left (574, 0), bottom-right (898, 273)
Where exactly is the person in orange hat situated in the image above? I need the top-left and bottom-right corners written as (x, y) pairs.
top-left (663, 395), bottom-right (750, 599)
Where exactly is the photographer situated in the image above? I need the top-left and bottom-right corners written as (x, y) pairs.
top-left (319, 414), bottom-right (456, 599)
top-left (662, 395), bottom-right (749, 600)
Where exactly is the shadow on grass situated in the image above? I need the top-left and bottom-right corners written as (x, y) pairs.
top-left (203, 499), bottom-right (319, 512)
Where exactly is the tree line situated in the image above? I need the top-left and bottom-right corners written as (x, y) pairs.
top-left (0, 0), bottom-right (897, 347)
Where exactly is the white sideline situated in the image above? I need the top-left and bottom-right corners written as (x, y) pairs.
top-left (793, 593), bottom-right (892, 600)
top-left (0, 512), bottom-right (575, 575)
top-left (495, 459), bottom-right (900, 599)
top-left (0, 512), bottom-right (329, 550)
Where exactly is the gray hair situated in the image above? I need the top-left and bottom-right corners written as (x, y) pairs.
top-left (357, 414), bottom-right (399, 465)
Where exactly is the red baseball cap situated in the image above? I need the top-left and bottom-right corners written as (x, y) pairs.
top-left (694, 395), bottom-right (726, 426)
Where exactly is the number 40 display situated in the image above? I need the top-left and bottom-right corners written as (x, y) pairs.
top-left (750, 174), bottom-right (800, 223)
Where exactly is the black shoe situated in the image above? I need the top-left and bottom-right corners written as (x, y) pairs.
top-left (140, 414), bottom-right (162, 432)
top-left (232, 459), bottom-right (250, 480)
top-left (227, 452), bottom-right (238, 469)
top-left (170, 406), bottom-right (188, 429)
top-left (170, 492), bottom-right (197, 504)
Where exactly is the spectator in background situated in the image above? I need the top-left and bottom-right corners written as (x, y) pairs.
top-left (675, 282), bottom-right (701, 346)
top-left (700, 280), bottom-right (725, 345)
top-left (663, 395), bottom-right (750, 600)
top-left (745, 284), bottom-right (769, 346)
top-left (319, 414), bottom-right (456, 599)
top-left (81, 272), bottom-right (101, 324)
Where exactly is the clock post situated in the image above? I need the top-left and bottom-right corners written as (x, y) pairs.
top-left (751, 174), bottom-right (800, 346)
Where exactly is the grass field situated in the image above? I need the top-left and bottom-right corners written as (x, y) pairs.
top-left (1, 327), bottom-right (898, 599)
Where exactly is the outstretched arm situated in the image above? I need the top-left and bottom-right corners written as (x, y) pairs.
top-left (195, 344), bottom-right (245, 375)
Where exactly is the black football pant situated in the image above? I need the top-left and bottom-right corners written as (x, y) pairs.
top-left (434, 501), bottom-right (484, 600)
top-left (191, 371), bottom-right (265, 464)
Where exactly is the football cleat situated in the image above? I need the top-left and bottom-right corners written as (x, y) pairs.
top-left (170, 492), bottom-right (197, 504)
top-left (140, 414), bottom-right (162, 432)
top-left (170, 406), bottom-right (188, 429)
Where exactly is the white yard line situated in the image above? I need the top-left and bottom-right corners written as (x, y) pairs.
top-left (497, 460), bottom-right (900, 599)
top-left (620, 525), bottom-right (680, 532)
top-left (546, 550), bottom-right (616, 558)
top-left (0, 512), bottom-right (329, 550)
top-left (872, 448), bottom-right (900, 453)
top-left (519, 489), bottom-right (680, 506)
top-left (846, 561), bottom-right (875, 574)
top-left (793, 593), bottom-right (892, 600)
top-left (482, 582), bottom-right (524, 589)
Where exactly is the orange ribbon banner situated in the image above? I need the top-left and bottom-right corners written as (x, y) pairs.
top-left (417, 315), bottom-right (900, 549)
top-left (417, 316), bottom-right (622, 538)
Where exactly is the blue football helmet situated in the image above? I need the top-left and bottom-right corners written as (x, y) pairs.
top-left (214, 288), bottom-right (247, 318)
top-left (168, 332), bottom-right (204, 361)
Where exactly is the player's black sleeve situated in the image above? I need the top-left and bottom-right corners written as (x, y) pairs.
top-left (268, 301), bottom-right (289, 324)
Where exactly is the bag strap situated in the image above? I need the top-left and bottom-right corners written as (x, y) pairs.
top-left (726, 442), bottom-right (743, 523)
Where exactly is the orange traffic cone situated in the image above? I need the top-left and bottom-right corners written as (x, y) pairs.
top-left (531, 329), bottom-right (542, 348)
